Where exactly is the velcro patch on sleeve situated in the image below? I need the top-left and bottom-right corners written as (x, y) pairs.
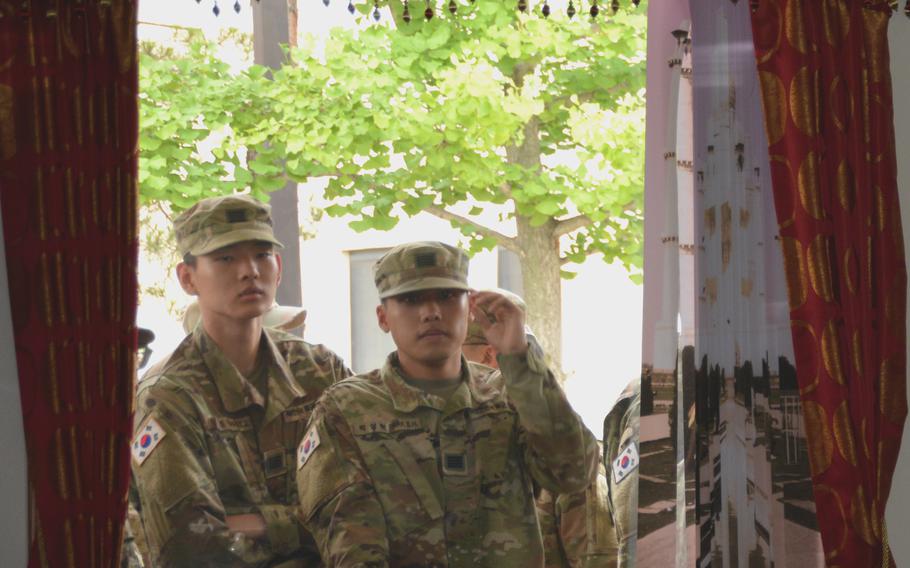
top-left (611, 442), bottom-right (639, 485)
top-left (297, 426), bottom-right (321, 470)
top-left (132, 417), bottom-right (167, 466)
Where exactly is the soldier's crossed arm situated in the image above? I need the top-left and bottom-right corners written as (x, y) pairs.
top-left (297, 393), bottom-right (391, 568)
top-left (132, 384), bottom-right (272, 567)
top-left (497, 342), bottom-right (599, 496)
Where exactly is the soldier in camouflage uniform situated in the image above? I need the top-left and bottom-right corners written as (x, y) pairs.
top-left (122, 328), bottom-right (156, 568)
top-left (461, 294), bottom-right (618, 568)
top-left (296, 241), bottom-right (598, 567)
top-left (602, 380), bottom-right (640, 567)
top-left (131, 195), bottom-right (351, 567)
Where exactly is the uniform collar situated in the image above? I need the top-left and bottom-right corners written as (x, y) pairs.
top-left (194, 325), bottom-right (306, 421)
top-left (380, 353), bottom-right (498, 416)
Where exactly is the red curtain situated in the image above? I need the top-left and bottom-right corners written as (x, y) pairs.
top-left (0, 1), bottom-right (139, 567)
top-left (751, 1), bottom-right (906, 566)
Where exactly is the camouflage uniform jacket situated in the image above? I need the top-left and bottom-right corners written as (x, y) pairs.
top-left (602, 381), bottom-right (641, 568)
top-left (536, 441), bottom-right (617, 568)
top-left (297, 346), bottom-right (599, 568)
top-left (132, 325), bottom-right (351, 567)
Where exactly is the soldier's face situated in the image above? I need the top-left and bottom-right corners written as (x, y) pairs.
top-left (377, 289), bottom-right (469, 372)
top-left (462, 343), bottom-right (499, 369)
top-left (178, 241), bottom-right (281, 326)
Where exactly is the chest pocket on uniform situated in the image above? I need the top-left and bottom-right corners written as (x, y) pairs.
top-left (205, 416), bottom-right (265, 502)
top-left (352, 421), bottom-right (443, 540)
top-left (260, 402), bottom-right (315, 501)
top-left (471, 404), bottom-right (519, 506)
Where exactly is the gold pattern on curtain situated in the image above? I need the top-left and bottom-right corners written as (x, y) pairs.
top-left (0, 2), bottom-right (139, 567)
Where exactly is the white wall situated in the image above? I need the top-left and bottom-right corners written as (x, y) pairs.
top-left (0, 201), bottom-right (28, 566)
top-left (887, 5), bottom-right (910, 564)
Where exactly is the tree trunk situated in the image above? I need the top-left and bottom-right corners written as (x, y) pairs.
top-left (504, 66), bottom-right (565, 376)
top-left (515, 216), bottom-right (564, 376)
top-left (287, 0), bottom-right (298, 49)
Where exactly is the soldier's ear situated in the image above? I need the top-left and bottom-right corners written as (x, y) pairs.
top-left (176, 263), bottom-right (197, 296)
top-left (275, 252), bottom-right (283, 286)
top-left (376, 303), bottom-right (390, 333)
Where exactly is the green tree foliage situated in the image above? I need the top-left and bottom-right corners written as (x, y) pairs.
top-left (139, 3), bottom-right (647, 367)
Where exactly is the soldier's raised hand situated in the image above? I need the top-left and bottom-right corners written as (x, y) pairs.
top-left (469, 290), bottom-right (528, 356)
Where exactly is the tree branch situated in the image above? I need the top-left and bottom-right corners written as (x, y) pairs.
top-left (553, 214), bottom-right (592, 237)
top-left (545, 91), bottom-right (597, 113)
top-left (425, 205), bottom-right (520, 255)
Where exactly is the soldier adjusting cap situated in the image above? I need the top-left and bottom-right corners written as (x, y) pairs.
top-left (373, 241), bottom-right (470, 299)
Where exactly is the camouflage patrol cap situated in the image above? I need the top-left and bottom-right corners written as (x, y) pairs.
top-left (173, 194), bottom-right (283, 258)
top-left (373, 241), bottom-right (470, 299)
top-left (464, 288), bottom-right (526, 345)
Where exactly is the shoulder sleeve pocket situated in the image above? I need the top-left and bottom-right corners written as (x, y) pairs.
top-left (297, 421), bottom-right (359, 521)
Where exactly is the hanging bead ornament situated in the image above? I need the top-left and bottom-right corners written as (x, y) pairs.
top-left (633, 0), bottom-right (640, 5)
top-left (348, 0), bottom-right (355, 13)
top-left (750, 0), bottom-right (759, 13)
top-left (542, 0), bottom-right (550, 17)
top-left (425, 0), bottom-right (434, 20)
top-left (518, 0), bottom-right (528, 12)
top-left (567, 0), bottom-right (576, 18)
top-left (449, 0), bottom-right (457, 15)
top-left (212, 1), bottom-right (220, 16)
top-left (323, 0), bottom-right (330, 7)
top-left (233, 0), bottom-right (240, 13)
top-left (373, 0), bottom-right (381, 20)
top-left (590, 0), bottom-right (598, 18)
top-left (403, 0), bottom-right (411, 22)
top-left (611, 0), bottom-right (619, 13)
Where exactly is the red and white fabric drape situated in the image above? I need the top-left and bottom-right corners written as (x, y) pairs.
top-left (0, 2), bottom-right (140, 567)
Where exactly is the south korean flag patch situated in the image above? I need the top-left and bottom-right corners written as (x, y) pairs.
top-left (131, 417), bottom-right (166, 466)
top-left (611, 442), bottom-right (639, 485)
top-left (297, 426), bottom-right (321, 470)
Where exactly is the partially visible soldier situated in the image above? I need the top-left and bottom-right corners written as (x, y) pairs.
top-left (462, 291), bottom-right (618, 568)
top-left (121, 327), bottom-right (156, 568)
top-left (603, 379), bottom-right (641, 567)
top-left (296, 241), bottom-right (599, 567)
top-left (131, 195), bottom-right (351, 566)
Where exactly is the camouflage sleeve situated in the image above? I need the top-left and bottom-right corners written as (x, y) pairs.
top-left (497, 340), bottom-right (598, 495)
top-left (602, 386), bottom-right (640, 567)
top-left (331, 350), bottom-right (354, 382)
top-left (297, 393), bottom-right (390, 568)
top-left (287, 342), bottom-right (353, 387)
top-left (555, 459), bottom-right (620, 567)
top-left (534, 488), bottom-right (570, 568)
top-left (132, 384), bottom-right (271, 567)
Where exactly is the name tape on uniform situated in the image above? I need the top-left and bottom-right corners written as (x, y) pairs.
top-left (297, 426), bottom-right (321, 470)
top-left (131, 417), bottom-right (166, 466)
top-left (611, 442), bottom-right (639, 485)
